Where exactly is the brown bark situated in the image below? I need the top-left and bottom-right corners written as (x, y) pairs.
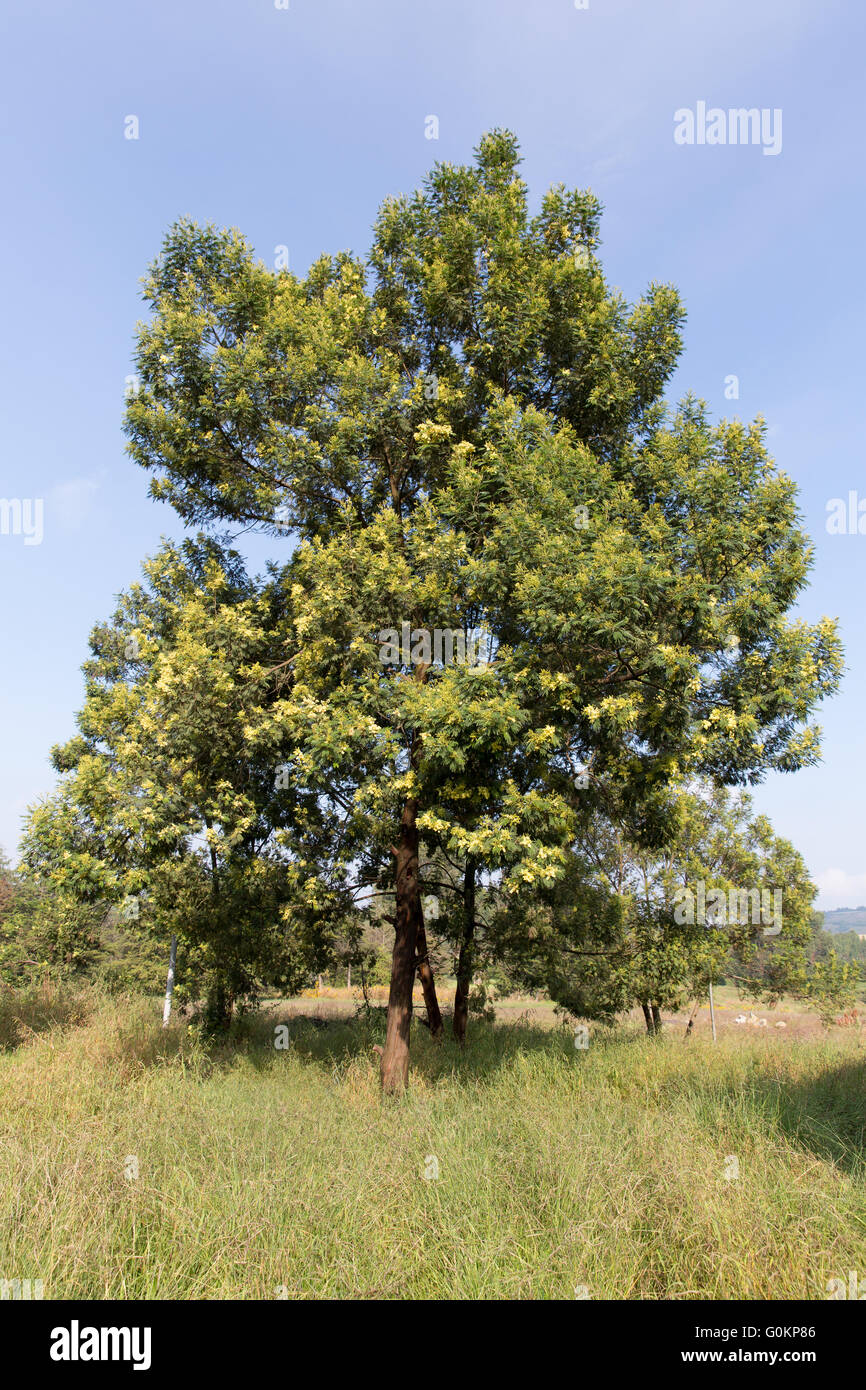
top-left (380, 794), bottom-right (421, 1094)
top-left (651, 1003), bottom-right (662, 1035)
top-left (641, 1001), bottom-right (653, 1035)
top-left (380, 659), bottom-right (432, 1094)
top-left (415, 904), bottom-right (443, 1040)
top-left (683, 999), bottom-right (700, 1039)
top-left (453, 857), bottom-right (476, 1047)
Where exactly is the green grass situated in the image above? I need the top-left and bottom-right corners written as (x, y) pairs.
top-left (1, 988), bottom-right (864, 1299)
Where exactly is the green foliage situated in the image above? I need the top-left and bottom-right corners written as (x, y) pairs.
top-left (123, 134), bottom-right (839, 913)
top-left (93, 910), bottom-right (170, 996)
top-left (815, 930), bottom-right (866, 975)
top-left (19, 540), bottom-right (345, 1022)
top-left (493, 784), bottom-right (846, 1025)
top-left (362, 947), bottom-right (391, 988)
top-left (801, 951), bottom-right (858, 1025)
top-left (22, 133), bottom-right (845, 1063)
top-left (0, 850), bottom-right (104, 985)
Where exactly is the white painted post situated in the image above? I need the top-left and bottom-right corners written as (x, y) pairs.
top-left (162, 935), bottom-right (178, 1027)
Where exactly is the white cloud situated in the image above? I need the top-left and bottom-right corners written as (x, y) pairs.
top-left (814, 867), bottom-right (866, 911)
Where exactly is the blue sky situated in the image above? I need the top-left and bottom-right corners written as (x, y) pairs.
top-left (1, 0), bottom-right (863, 907)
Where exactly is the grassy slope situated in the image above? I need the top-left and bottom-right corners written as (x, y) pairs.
top-left (1, 992), bottom-right (864, 1300)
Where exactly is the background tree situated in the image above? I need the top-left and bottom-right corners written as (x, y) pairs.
top-left (492, 784), bottom-right (850, 1032)
top-left (0, 846), bottom-right (105, 986)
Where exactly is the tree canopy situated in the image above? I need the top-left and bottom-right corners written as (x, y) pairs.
top-left (20, 131), bottom-right (843, 1089)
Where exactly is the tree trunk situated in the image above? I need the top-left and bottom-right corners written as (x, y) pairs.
top-left (202, 822), bottom-right (232, 1033)
top-left (415, 903), bottom-right (443, 1040)
top-left (641, 1001), bottom-right (654, 1035)
top-left (683, 999), bottom-right (700, 1040)
top-left (161, 934), bottom-right (177, 1027)
top-left (204, 974), bottom-right (234, 1034)
top-left (651, 1003), bottom-right (662, 1035)
top-left (453, 857), bottom-right (477, 1047)
top-left (380, 796), bottom-right (421, 1094)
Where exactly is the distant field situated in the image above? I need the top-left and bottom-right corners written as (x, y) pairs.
top-left (277, 982), bottom-right (865, 1042)
top-left (1, 986), bottom-right (864, 1300)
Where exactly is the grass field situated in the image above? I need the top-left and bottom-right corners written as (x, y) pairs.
top-left (1, 985), bottom-right (864, 1300)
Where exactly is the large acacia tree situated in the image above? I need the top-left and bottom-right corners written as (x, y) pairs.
top-left (123, 131), bottom-right (842, 1091)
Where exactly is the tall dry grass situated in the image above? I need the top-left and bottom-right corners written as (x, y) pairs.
top-left (0, 987), bottom-right (863, 1299)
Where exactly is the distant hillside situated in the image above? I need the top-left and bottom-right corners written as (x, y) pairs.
top-left (821, 906), bottom-right (866, 934)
